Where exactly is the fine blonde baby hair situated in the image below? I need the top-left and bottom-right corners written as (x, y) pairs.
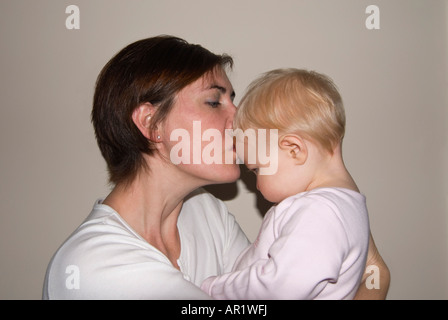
top-left (235, 68), bottom-right (346, 154)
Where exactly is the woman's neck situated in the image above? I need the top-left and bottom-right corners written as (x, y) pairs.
top-left (102, 157), bottom-right (200, 269)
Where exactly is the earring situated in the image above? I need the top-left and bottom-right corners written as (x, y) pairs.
top-left (157, 135), bottom-right (161, 140)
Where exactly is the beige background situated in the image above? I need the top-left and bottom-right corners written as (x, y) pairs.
top-left (0, 0), bottom-right (447, 299)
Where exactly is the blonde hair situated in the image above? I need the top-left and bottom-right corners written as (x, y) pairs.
top-left (235, 68), bottom-right (346, 154)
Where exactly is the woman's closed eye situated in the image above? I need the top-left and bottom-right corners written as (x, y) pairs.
top-left (206, 101), bottom-right (221, 108)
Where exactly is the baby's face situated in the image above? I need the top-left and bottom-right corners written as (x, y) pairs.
top-left (236, 129), bottom-right (323, 203)
top-left (234, 129), bottom-right (298, 203)
top-left (234, 128), bottom-right (278, 174)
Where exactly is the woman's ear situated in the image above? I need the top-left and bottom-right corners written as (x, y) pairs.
top-left (132, 103), bottom-right (160, 142)
top-left (279, 134), bottom-right (308, 165)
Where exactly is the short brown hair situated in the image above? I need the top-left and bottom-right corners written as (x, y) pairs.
top-left (235, 68), bottom-right (345, 154)
top-left (91, 35), bottom-right (233, 185)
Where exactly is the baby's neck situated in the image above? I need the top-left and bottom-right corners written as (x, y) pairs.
top-left (307, 146), bottom-right (359, 193)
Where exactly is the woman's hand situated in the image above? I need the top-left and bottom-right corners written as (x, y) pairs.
top-left (354, 232), bottom-right (390, 300)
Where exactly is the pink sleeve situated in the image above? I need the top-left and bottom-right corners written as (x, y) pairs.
top-left (201, 199), bottom-right (349, 299)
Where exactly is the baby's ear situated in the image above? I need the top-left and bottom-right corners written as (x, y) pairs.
top-left (279, 134), bottom-right (308, 165)
top-left (132, 102), bottom-right (160, 142)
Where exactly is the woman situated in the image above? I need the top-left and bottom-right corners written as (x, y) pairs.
top-left (43, 35), bottom-right (389, 299)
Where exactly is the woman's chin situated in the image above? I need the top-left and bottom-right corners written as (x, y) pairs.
top-left (205, 163), bottom-right (241, 185)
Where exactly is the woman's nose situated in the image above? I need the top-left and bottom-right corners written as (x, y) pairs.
top-left (225, 102), bottom-right (237, 129)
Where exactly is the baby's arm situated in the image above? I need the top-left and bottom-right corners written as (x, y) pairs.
top-left (201, 201), bottom-right (350, 300)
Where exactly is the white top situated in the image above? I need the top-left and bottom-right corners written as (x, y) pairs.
top-left (42, 189), bottom-right (250, 299)
top-left (201, 188), bottom-right (370, 300)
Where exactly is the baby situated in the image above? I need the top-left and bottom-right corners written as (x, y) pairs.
top-left (201, 68), bottom-right (369, 299)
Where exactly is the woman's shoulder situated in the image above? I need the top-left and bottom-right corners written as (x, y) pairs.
top-left (45, 200), bottom-right (170, 278)
top-left (43, 199), bottom-right (196, 299)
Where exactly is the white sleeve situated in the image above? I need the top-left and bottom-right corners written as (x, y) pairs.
top-left (201, 198), bottom-right (349, 300)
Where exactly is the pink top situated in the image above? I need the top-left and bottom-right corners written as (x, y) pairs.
top-left (201, 188), bottom-right (369, 300)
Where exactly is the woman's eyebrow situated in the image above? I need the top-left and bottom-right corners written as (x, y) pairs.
top-left (209, 85), bottom-right (236, 100)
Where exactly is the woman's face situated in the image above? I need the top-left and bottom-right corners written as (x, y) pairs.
top-left (159, 67), bottom-right (240, 185)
